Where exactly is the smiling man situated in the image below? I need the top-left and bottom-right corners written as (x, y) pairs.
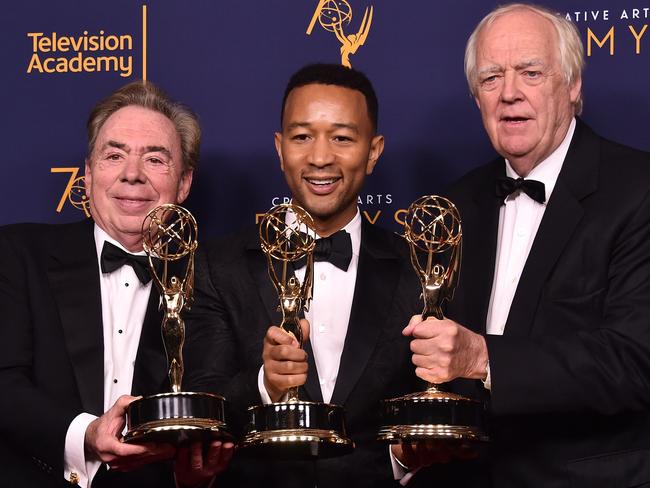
top-left (0, 81), bottom-right (233, 487)
top-left (188, 63), bottom-right (422, 487)
top-left (403, 4), bottom-right (650, 487)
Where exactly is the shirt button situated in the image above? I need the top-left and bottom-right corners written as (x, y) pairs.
top-left (319, 379), bottom-right (325, 386)
top-left (125, 282), bottom-right (129, 287)
top-left (320, 273), bottom-right (326, 281)
top-left (511, 276), bottom-right (517, 284)
top-left (118, 329), bottom-right (123, 334)
top-left (319, 324), bottom-right (326, 333)
top-left (516, 228), bottom-right (526, 238)
top-left (113, 379), bottom-right (118, 383)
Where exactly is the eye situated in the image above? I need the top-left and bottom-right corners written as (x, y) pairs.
top-left (523, 70), bottom-right (542, 78)
top-left (291, 133), bottom-right (311, 142)
top-left (106, 153), bottom-right (122, 161)
top-left (333, 135), bottom-right (353, 143)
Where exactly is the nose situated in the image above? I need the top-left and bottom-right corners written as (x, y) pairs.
top-left (308, 136), bottom-right (333, 168)
top-left (500, 70), bottom-right (524, 104)
top-left (119, 156), bottom-right (146, 183)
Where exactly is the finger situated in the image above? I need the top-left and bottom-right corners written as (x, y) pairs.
top-left (266, 358), bottom-right (309, 375)
top-left (266, 326), bottom-right (298, 346)
top-left (267, 372), bottom-right (308, 390)
top-left (415, 366), bottom-right (442, 384)
top-left (190, 441), bottom-right (203, 471)
top-left (410, 319), bottom-right (445, 340)
top-left (268, 344), bottom-right (308, 362)
top-left (174, 444), bottom-right (191, 474)
top-left (299, 319), bottom-right (310, 345)
top-left (402, 315), bottom-right (423, 336)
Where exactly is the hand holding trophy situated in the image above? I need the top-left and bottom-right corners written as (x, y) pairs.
top-left (378, 196), bottom-right (487, 443)
top-left (124, 204), bottom-right (232, 444)
top-left (241, 203), bottom-right (354, 458)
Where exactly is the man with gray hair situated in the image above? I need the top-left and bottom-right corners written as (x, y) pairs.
top-left (0, 81), bottom-right (233, 487)
top-left (402, 3), bottom-right (650, 486)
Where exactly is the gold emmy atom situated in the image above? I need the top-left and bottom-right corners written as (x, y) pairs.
top-left (241, 203), bottom-right (354, 458)
top-left (378, 196), bottom-right (487, 442)
top-left (306, 0), bottom-right (373, 68)
top-left (125, 204), bottom-right (231, 443)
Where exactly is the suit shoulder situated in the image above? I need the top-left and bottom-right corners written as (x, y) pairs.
top-left (198, 224), bottom-right (258, 269)
top-left (0, 221), bottom-right (87, 248)
top-left (444, 159), bottom-right (500, 200)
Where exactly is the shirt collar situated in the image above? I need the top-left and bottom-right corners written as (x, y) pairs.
top-left (94, 224), bottom-right (146, 261)
top-left (505, 117), bottom-right (576, 204)
top-left (284, 206), bottom-right (362, 259)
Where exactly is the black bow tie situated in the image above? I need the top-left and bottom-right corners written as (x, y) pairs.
top-left (294, 230), bottom-right (353, 271)
top-left (496, 176), bottom-right (546, 204)
top-left (100, 241), bottom-right (152, 285)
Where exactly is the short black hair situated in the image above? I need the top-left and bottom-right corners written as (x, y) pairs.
top-left (280, 63), bottom-right (379, 132)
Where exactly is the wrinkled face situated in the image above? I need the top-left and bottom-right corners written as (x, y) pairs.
top-left (275, 83), bottom-right (383, 234)
top-left (473, 10), bottom-right (581, 174)
top-left (85, 105), bottom-right (193, 250)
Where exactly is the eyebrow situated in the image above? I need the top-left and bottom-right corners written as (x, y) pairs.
top-left (286, 121), bottom-right (360, 133)
top-left (102, 140), bottom-right (171, 158)
top-left (478, 59), bottom-right (547, 77)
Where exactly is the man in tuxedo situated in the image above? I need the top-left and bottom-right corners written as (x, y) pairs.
top-left (0, 81), bottom-right (233, 487)
top-left (403, 4), bottom-right (650, 487)
top-left (188, 63), bottom-right (424, 486)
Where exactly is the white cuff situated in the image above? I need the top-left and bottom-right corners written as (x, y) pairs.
top-left (389, 445), bottom-right (421, 485)
top-left (64, 413), bottom-right (101, 487)
top-left (482, 360), bottom-right (492, 391)
top-left (257, 366), bottom-right (274, 405)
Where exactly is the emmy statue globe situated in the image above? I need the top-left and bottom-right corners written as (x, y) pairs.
top-left (378, 196), bottom-right (487, 443)
top-left (241, 203), bottom-right (354, 458)
top-left (124, 204), bottom-right (232, 444)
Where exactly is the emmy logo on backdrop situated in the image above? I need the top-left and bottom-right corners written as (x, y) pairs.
top-left (241, 203), bottom-right (354, 459)
top-left (378, 196), bottom-right (488, 444)
top-left (125, 204), bottom-right (232, 444)
top-left (306, 0), bottom-right (373, 68)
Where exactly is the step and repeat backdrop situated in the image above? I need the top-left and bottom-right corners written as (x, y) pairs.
top-left (2, 1), bottom-right (649, 238)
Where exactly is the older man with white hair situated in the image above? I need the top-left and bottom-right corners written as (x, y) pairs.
top-left (402, 3), bottom-right (650, 487)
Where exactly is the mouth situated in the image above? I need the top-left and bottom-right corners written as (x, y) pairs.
top-left (500, 116), bottom-right (531, 125)
top-left (303, 176), bottom-right (342, 195)
top-left (113, 196), bottom-right (154, 213)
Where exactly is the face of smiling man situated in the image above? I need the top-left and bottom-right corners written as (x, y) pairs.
top-left (275, 83), bottom-right (384, 236)
top-left (85, 105), bottom-right (193, 252)
top-left (473, 9), bottom-right (581, 175)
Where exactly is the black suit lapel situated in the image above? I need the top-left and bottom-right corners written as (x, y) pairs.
top-left (245, 230), bottom-right (322, 402)
top-left (47, 220), bottom-right (104, 416)
top-left (455, 162), bottom-right (503, 333)
top-left (330, 222), bottom-right (401, 406)
top-left (132, 287), bottom-right (167, 396)
top-left (505, 120), bottom-right (599, 337)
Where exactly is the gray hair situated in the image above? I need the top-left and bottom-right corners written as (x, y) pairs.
top-left (87, 80), bottom-right (201, 170)
top-left (464, 3), bottom-right (584, 114)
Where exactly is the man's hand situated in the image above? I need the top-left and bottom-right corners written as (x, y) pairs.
top-left (175, 440), bottom-right (235, 488)
top-left (262, 319), bottom-right (310, 402)
top-left (403, 315), bottom-right (488, 383)
top-left (84, 395), bottom-right (175, 471)
top-left (391, 440), bottom-right (479, 469)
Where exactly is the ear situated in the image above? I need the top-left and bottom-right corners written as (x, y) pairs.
top-left (474, 95), bottom-right (481, 110)
top-left (274, 132), bottom-right (285, 171)
top-left (176, 169), bottom-right (194, 204)
top-left (84, 159), bottom-right (92, 198)
top-left (365, 135), bottom-right (385, 175)
top-left (569, 76), bottom-right (582, 105)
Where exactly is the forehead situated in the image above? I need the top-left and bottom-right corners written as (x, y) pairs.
top-left (477, 10), bottom-right (560, 66)
top-left (96, 105), bottom-right (180, 149)
top-left (283, 83), bottom-right (370, 126)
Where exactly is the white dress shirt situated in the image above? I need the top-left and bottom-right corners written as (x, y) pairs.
top-left (484, 118), bottom-right (576, 389)
top-left (63, 225), bottom-right (152, 487)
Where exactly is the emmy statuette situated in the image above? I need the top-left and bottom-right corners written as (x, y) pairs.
top-left (378, 196), bottom-right (487, 443)
top-left (240, 203), bottom-right (354, 459)
top-left (124, 204), bottom-right (232, 444)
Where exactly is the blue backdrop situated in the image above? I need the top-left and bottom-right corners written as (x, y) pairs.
top-left (2, 1), bottom-right (648, 238)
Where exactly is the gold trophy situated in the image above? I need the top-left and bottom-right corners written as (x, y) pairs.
top-left (240, 203), bottom-right (354, 458)
top-left (378, 196), bottom-right (487, 443)
top-left (124, 204), bottom-right (232, 443)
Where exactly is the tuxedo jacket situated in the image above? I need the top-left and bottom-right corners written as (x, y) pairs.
top-left (185, 219), bottom-right (423, 487)
top-left (0, 219), bottom-right (181, 487)
top-left (442, 119), bottom-right (650, 488)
